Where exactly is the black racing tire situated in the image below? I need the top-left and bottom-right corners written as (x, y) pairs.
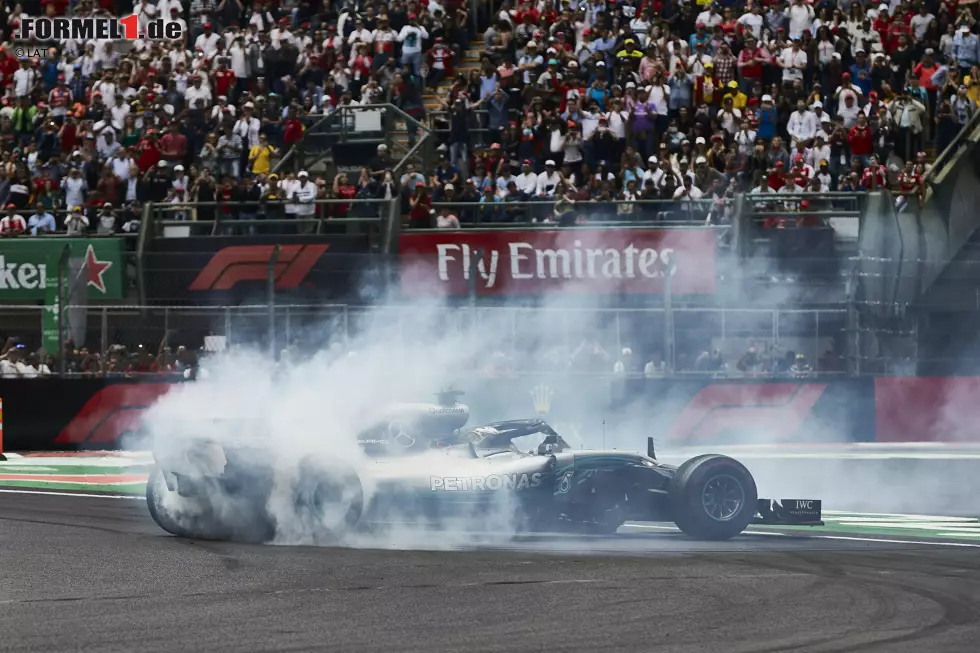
top-left (146, 466), bottom-right (230, 541)
top-left (669, 454), bottom-right (758, 541)
top-left (146, 466), bottom-right (273, 543)
top-left (288, 458), bottom-right (364, 544)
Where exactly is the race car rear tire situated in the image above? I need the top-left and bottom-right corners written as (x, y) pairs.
top-left (669, 454), bottom-right (758, 541)
top-left (146, 466), bottom-right (274, 542)
top-left (288, 458), bottom-right (364, 544)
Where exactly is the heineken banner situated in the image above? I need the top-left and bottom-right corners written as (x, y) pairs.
top-left (0, 238), bottom-right (124, 301)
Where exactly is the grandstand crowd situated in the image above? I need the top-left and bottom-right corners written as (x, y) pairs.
top-left (0, 0), bottom-right (969, 234)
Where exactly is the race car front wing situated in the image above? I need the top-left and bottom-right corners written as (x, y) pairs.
top-left (753, 499), bottom-right (824, 526)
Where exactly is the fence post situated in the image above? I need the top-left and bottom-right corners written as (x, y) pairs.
top-left (663, 256), bottom-right (676, 376)
top-left (100, 307), bottom-right (108, 357)
top-left (468, 248), bottom-right (482, 313)
top-left (136, 202), bottom-right (152, 309)
top-left (268, 245), bottom-right (281, 358)
top-left (342, 305), bottom-right (350, 346)
top-left (224, 308), bottom-right (232, 348)
top-left (815, 311), bottom-right (820, 371)
top-left (56, 245), bottom-right (70, 374)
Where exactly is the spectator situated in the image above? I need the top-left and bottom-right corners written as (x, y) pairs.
top-left (27, 202), bottom-right (55, 235)
top-left (0, 0), bottom-right (957, 243)
top-left (65, 205), bottom-right (88, 235)
top-left (0, 204), bottom-right (25, 236)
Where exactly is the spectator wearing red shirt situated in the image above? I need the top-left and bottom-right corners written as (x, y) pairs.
top-left (737, 35), bottom-right (769, 91)
top-left (282, 107), bottom-right (304, 146)
top-left (848, 114), bottom-right (874, 165)
top-left (767, 161), bottom-right (788, 191)
top-left (331, 172), bottom-right (356, 218)
top-left (861, 157), bottom-right (888, 190)
top-left (136, 129), bottom-right (161, 172)
top-left (0, 47), bottom-right (19, 88)
top-left (157, 123), bottom-right (187, 167)
top-left (408, 182), bottom-right (431, 227)
top-left (0, 205), bottom-right (26, 236)
top-left (212, 59), bottom-right (235, 100)
top-left (913, 48), bottom-right (940, 102)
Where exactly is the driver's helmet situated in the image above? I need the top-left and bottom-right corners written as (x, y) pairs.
top-left (537, 434), bottom-right (570, 455)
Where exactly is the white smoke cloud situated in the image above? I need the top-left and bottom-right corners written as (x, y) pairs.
top-left (139, 228), bottom-right (646, 550)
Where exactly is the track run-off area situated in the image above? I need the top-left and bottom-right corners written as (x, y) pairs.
top-left (3, 449), bottom-right (980, 651)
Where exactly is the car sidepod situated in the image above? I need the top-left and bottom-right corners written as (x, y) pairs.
top-left (549, 453), bottom-right (674, 534)
top-left (364, 453), bottom-right (558, 529)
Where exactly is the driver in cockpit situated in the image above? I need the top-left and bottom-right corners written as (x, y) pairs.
top-left (537, 434), bottom-right (571, 455)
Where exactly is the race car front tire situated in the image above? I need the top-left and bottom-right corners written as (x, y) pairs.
top-left (669, 454), bottom-right (758, 541)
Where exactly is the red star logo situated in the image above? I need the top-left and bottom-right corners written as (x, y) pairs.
top-left (85, 245), bottom-right (112, 294)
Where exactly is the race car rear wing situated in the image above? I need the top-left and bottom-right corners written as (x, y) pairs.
top-left (753, 499), bottom-right (824, 526)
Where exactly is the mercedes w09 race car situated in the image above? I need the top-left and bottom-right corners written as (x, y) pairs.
top-left (146, 392), bottom-right (823, 543)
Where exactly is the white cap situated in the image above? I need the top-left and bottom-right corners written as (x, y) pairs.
top-left (925, 48), bottom-right (935, 55)
top-left (695, 156), bottom-right (707, 164)
top-left (647, 155), bottom-right (657, 164)
top-left (545, 159), bottom-right (556, 166)
top-left (71, 150), bottom-right (81, 157)
top-left (244, 101), bottom-right (255, 108)
top-left (444, 183), bottom-right (454, 191)
top-left (378, 144), bottom-right (387, 151)
top-left (821, 115), bottom-right (832, 123)
top-left (157, 160), bottom-right (167, 168)
top-left (695, 136), bottom-right (706, 145)
top-left (762, 94), bottom-right (772, 102)
top-left (298, 170), bottom-right (309, 177)
top-left (174, 164), bottom-right (184, 171)
top-left (811, 100), bottom-right (822, 108)
top-left (962, 25), bottom-right (971, 32)
top-left (626, 81), bottom-right (636, 88)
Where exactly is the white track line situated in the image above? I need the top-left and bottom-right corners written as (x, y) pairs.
top-left (0, 488), bottom-right (143, 500)
top-left (625, 523), bottom-right (980, 548)
top-left (824, 510), bottom-right (980, 519)
top-left (750, 530), bottom-right (980, 548)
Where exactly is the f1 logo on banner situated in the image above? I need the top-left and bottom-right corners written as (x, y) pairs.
top-left (189, 245), bottom-right (330, 291)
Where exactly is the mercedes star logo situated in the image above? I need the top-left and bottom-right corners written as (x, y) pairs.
top-left (388, 421), bottom-right (416, 448)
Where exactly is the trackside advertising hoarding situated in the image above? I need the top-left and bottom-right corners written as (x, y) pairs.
top-left (398, 228), bottom-right (718, 296)
top-left (0, 238), bottom-right (124, 301)
top-left (143, 235), bottom-right (374, 303)
top-left (11, 375), bottom-right (980, 451)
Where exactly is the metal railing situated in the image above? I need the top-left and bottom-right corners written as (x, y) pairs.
top-left (294, 104), bottom-right (435, 175)
top-left (0, 206), bottom-right (142, 238)
top-left (0, 303), bottom-right (851, 378)
top-left (924, 104), bottom-right (980, 190)
top-left (142, 199), bottom-right (395, 238)
top-left (421, 198), bottom-right (720, 226)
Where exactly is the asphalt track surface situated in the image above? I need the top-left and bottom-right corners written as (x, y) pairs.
top-left (3, 493), bottom-right (980, 652)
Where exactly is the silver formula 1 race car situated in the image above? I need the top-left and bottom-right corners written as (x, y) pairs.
top-left (146, 392), bottom-right (822, 543)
